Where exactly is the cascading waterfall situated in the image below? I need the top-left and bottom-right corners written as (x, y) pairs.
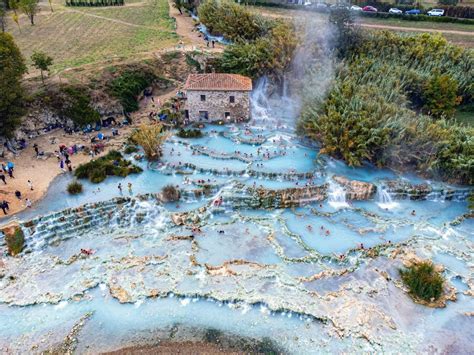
top-left (377, 187), bottom-right (398, 210)
top-left (250, 77), bottom-right (300, 130)
top-left (327, 180), bottom-right (349, 209)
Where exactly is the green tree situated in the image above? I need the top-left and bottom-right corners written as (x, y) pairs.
top-left (18, 0), bottom-right (38, 25)
top-left (329, 8), bottom-right (360, 58)
top-left (0, 5), bottom-right (6, 32)
top-left (9, 0), bottom-right (21, 31)
top-left (31, 51), bottom-right (53, 84)
top-left (0, 32), bottom-right (27, 137)
top-left (422, 73), bottom-right (461, 119)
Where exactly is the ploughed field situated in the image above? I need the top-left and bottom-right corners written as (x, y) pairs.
top-left (0, 93), bottom-right (473, 353)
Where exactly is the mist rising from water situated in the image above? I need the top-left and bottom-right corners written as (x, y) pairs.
top-left (250, 15), bottom-right (337, 128)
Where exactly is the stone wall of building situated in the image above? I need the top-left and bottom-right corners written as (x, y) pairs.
top-left (184, 90), bottom-right (250, 122)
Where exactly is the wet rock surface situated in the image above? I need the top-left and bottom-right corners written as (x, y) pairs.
top-left (0, 122), bottom-right (472, 353)
top-left (332, 176), bottom-right (376, 200)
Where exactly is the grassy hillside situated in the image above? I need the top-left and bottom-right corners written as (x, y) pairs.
top-left (5, 0), bottom-right (178, 73)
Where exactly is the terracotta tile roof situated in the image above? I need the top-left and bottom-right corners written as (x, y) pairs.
top-left (184, 73), bottom-right (252, 91)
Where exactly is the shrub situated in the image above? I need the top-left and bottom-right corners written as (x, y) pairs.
top-left (74, 150), bottom-right (142, 183)
top-left (124, 145), bottom-right (139, 154)
top-left (5, 226), bottom-right (25, 256)
top-left (177, 128), bottom-right (202, 138)
top-left (130, 124), bottom-right (168, 160)
top-left (400, 261), bottom-right (444, 302)
top-left (198, 0), bottom-right (270, 41)
top-left (60, 86), bottom-right (100, 126)
top-left (219, 20), bottom-right (298, 81)
top-left (162, 184), bottom-right (180, 202)
top-left (422, 73), bottom-right (461, 118)
top-left (67, 180), bottom-right (83, 194)
top-left (108, 69), bottom-right (155, 112)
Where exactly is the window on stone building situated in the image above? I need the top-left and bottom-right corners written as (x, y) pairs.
top-left (200, 95), bottom-right (206, 102)
top-left (199, 111), bottom-right (209, 120)
top-left (229, 96), bottom-right (235, 103)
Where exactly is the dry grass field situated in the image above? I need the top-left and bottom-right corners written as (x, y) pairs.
top-left (6, 0), bottom-right (179, 73)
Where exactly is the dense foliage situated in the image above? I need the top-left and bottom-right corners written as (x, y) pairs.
top-left (177, 128), bottom-right (202, 138)
top-left (199, 0), bottom-right (298, 81)
top-left (300, 31), bottom-right (474, 184)
top-left (108, 69), bottom-right (155, 112)
top-left (60, 86), bottom-right (101, 126)
top-left (75, 150), bottom-right (142, 183)
top-left (198, 0), bottom-right (269, 41)
top-left (400, 262), bottom-right (444, 302)
top-left (0, 33), bottom-right (26, 138)
top-left (67, 180), bottom-right (83, 194)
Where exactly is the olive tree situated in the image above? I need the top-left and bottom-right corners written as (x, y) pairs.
top-left (18, 0), bottom-right (38, 25)
top-left (31, 51), bottom-right (53, 84)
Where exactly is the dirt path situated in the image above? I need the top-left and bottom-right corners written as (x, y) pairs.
top-left (256, 7), bottom-right (474, 37)
top-left (359, 23), bottom-right (474, 36)
top-left (168, 0), bottom-right (224, 53)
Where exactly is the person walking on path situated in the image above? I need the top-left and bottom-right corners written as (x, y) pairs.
top-left (34, 144), bottom-right (39, 157)
top-left (0, 174), bottom-right (6, 184)
top-left (28, 180), bottom-right (34, 191)
top-left (1, 201), bottom-right (8, 215)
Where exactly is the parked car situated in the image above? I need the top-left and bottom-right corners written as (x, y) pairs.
top-left (388, 8), bottom-right (403, 14)
top-left (362, 5), bottom-right (377, 12)
top-left (330, 3), bottom-right (349, 10)
top-left (405, 9), bottom-right (421, 15)
top-left (427, 8), bottom-right (444, 16)
top-left (350, 5), bottom-right (362, 11)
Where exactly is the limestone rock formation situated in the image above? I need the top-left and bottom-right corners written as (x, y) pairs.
top-left (332, 176), bottom-right (376, 200)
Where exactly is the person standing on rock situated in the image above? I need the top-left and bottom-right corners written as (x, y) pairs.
top-left (15, 190), bottom-right (21, 200)
top-left (118, 183), bottom-right (122, 193)
top-left (28, 180), bottom-right (34, 191)
top-left (34, 144), bottom-right (39, 157)
top-left (0, 174), bottom-right (6, 184)
top-left (25, 198), bottom-right (32, 208)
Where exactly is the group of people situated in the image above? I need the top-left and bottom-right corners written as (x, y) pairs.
top-left (1, 162), bottom-right (15, 179)
top-left (117, 182), bottom-right (133, 194)
top-left (204, 35), bottom-right (216, 48)
top-left (56, 144), bottom-right (78, 172)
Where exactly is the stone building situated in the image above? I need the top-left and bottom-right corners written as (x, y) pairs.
top-left (183, 73), bottom-right (252, 122)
